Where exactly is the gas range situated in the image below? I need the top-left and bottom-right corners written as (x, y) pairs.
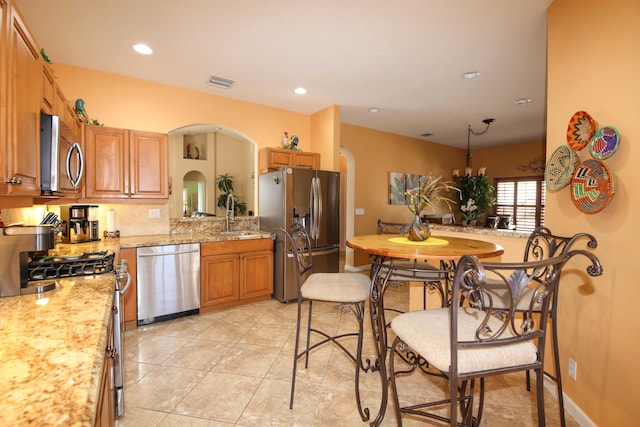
top-left (27, 250), bottom-right (115, 281)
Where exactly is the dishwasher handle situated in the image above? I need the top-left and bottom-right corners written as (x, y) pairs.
top-left (137, 248), bottom-right (200, 257)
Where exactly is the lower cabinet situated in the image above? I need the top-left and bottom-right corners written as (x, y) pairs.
top-left (201, 239), bottom-right (273, 312)
top-left (119, 248), bottom-right (138, 330)
top-left (94, 305), bottom-right (115, 427)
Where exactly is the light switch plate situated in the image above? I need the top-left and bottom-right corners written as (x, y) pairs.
top-left (355, 208), bottom-right (365, 216)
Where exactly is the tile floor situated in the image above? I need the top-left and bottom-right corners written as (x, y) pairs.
top-left (118, 283), bottom-right (577, 426)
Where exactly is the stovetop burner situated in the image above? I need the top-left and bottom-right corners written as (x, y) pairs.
top-left (27, 251), bottom-right (115, 281)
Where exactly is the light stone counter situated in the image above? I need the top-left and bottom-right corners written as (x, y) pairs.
top-left (0, 274), bottom-right (115, 426)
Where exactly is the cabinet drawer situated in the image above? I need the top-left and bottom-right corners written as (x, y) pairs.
top-left (201, 238), bottom-right (273, 256)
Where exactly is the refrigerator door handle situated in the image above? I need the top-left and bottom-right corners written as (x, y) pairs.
top-left (309, 177), bottom-right (316, 239)
top-left (316, 177), bottom-right (322, 239)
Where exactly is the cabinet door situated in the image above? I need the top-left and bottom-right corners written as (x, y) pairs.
top-left (84, 125), bottom-right (129, 199)
top-left (293, 152), bottom-right (320, 169)
top-left (54, 86), bottom-right (82, 141)
top-left (95, 310), bottom-right (114, 427)
top-left (129, 130), bottom-right (168, 199)
top-left (4, 6), bottom-right (40, 195)
top-left (201, 253), bottom-right (240, 307)
top-left (41, 64), bottom-right (54, 113)
top-left (240, 250), bottom-right (274, 300)
top-left (119, 248), bottom-right (138, 330)
top-left (0, 0), bottom-right (7, 194)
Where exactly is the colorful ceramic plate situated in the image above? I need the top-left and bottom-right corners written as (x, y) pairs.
top-left (545, 145), bottom-right (580, 191)
top-left (589, 126), bottom-right (619, 160)
top-left (567, 111), bottom-right (597, 150)
top-left (571, 159), bottom-right (616, 214)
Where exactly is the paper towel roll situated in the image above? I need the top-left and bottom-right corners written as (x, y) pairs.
top-left (106, 209), bottom-right (116, 232)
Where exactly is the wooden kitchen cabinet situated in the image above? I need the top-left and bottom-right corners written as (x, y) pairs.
top-left (200, 238), bottom-right (273, 312)
top-left (259, 147), bottom-right (320, 173)
top-left (0, 3), bottom-right (41, 196)
top-left (84, 125), bottom-right (168, 200)
top-left (119, 248), bottom-right (138, 331)
top-left (41, 64), bottom-right (54, 114)
top-left (94, 305), bottom-right (115, 427)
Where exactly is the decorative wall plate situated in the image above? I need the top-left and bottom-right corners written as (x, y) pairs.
top-left (545, 145), bottom-right (580, 191)
top-left (567, 111), bottom-right (597, 150)
top-left (589, 126), bottom-right (619, 160)
top-left (571, 159), bottom-right (616, 213)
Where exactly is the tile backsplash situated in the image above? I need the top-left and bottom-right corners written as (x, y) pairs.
top-left (1, 204), bottom-right (261, 237)
top-left (1, 203), bottom-right (170, 237)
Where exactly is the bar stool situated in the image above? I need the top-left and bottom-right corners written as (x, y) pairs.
top-left (273, 223), bottom-right (371, 421)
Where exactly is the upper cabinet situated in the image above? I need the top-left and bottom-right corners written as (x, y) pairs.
top-left (84, 125), bottom-right (168, 200)
top-left (0, 2), bottom-right (40, 196)
top-left (259, 147), bottom-right (320, 173)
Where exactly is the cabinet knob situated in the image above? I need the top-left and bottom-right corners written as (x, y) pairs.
top-left (5, 177), bottom-right (22, 185)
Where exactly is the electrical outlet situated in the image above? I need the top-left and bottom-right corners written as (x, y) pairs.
top-left (568, 358), bottom-right (577, 380)
top-left (148, 208), bottom-right (161, 219)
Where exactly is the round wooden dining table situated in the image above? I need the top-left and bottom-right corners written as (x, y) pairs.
top-left (346, 233), bottom-right (504, 426)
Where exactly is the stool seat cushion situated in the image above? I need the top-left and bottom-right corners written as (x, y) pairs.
top-left (391, 308), bottom-right (537, 374)
top-left (301, 272), bottom-right (370, 303)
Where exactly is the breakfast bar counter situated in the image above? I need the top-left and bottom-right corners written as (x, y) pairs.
top-left (0, 274), bottom-right (115, 426)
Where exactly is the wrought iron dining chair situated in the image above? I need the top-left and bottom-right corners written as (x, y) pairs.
top-left (273, 223), bottom-right (371, 421)
top-left (482, 227), bottom-right (601, 426)
top-left (377, 219), bottom-right (448, 309)
top-left (388, 248), bottom-right (602, 426)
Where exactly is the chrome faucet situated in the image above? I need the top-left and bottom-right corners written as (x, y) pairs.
top-left (225, 193), bottom-right (235, 232)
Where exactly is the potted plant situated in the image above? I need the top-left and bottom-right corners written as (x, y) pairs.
top-left (404, 175), bottom-right (458, 241)
top-left (455, 173), bottom-right (496, 226)
top-left (215, 173), bottom-right (247, 215)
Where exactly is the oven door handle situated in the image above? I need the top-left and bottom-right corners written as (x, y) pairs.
top-left (119, 271), bottom-right (132, 296)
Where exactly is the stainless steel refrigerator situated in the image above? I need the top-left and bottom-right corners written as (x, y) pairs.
top-left (259, 167), bottom-right (340, 302)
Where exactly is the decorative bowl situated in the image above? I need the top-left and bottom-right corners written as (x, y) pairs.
top-left (567, 111), bottom-right (597, 150)
top-left (570, 159), bottom-right (616, 214)
top-left (545, 145), bottom-right (580, 191)
top-left (589, 126), bottom-right (619, 160)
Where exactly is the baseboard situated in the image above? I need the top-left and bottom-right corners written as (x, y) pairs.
top-left (544, 378), bottom-right (596, 426)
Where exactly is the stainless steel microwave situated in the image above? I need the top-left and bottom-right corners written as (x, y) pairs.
top-left (40, 113), bottom-right (84, 197)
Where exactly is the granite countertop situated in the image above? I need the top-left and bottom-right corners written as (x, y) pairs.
top-left (0, 229), bottom-right (273, 426)
top-left (117, 230), bottom-right (273, 249)
top-left (430, 223), bottom-right (530, 239)
top-left (0, 274), bottom-right (115, 426)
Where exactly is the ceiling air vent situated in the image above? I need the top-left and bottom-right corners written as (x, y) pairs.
top-left (208, 75), bottom-right (234, 89)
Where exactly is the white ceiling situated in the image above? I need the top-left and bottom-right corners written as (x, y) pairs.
top-left (15, 0), bottom-right (552, 149)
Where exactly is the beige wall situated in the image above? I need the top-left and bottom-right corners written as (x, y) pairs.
top-left (341, 124), bottom-right (463, 265)
top-left (547, 0), bottom-right (638, 424)
top-left (50, 63), bottom-right (313, 153)
top-left (474, 139), bottom-right (546, 178)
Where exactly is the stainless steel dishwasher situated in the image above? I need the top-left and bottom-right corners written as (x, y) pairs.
top-left (136, 243), bottom-right (200, 325)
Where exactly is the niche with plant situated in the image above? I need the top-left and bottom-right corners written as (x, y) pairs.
top-left (215, 173), bottom-right (247, 215)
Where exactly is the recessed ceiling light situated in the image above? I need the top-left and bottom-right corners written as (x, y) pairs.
top-left (368, 107), bottom-right (379, 113)
top-left (132, 43), bottom-right (153, 55)
top-left (421, 133), bottom-right (433, 137)
top-left (294, 87), bottom-right (307, 95)
top-left (461, 71), bottom-right (480, 79)
top-left (516, 97), bottom-right (532, 105)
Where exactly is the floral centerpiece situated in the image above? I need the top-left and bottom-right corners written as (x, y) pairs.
top-left (455, 172), bottom-right (496, 225)
top-left (404, 175), bottom-right (458, 241)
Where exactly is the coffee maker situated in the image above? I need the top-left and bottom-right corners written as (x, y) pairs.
top-left (61, 205), bottom-right (100, 243)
